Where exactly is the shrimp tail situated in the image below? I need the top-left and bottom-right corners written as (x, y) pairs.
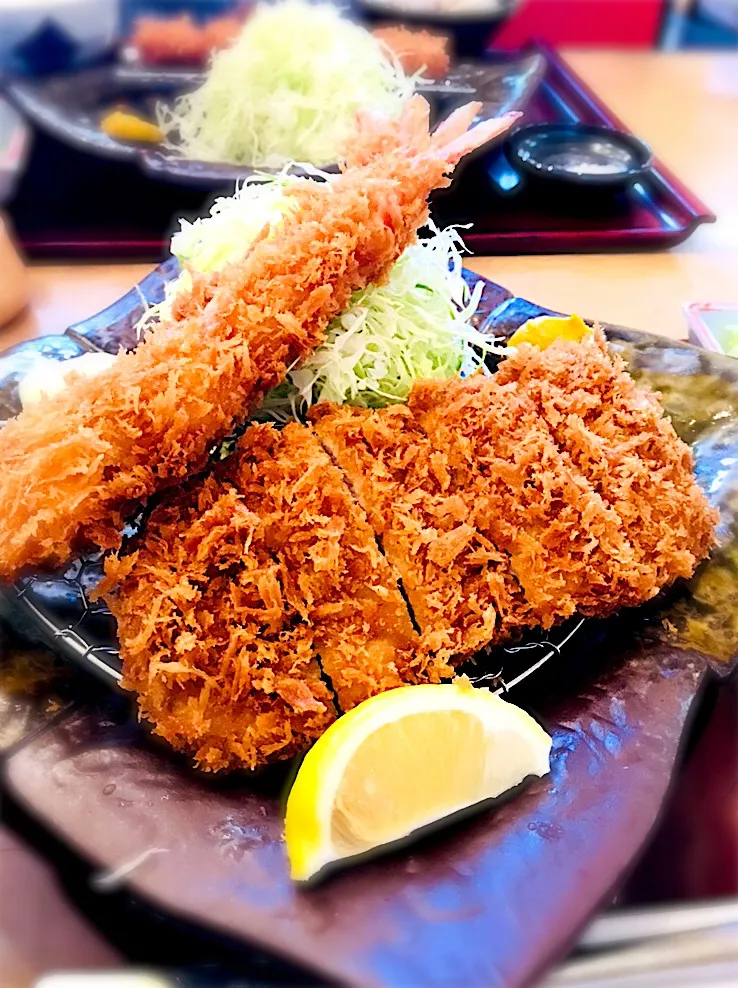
top-left (432, 109), bottom-right (522, 165)
top-left (346, 96), bottom-right (519, 170)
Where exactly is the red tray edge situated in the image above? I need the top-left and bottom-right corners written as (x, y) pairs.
top-left (536, 43), bottom-right (716, 224)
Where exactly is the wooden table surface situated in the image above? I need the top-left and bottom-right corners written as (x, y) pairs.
top-left (2, 49), bottom-right (738, 352)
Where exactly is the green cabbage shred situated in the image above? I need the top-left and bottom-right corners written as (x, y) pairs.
top-left (139, 170), bottom-right (502, 418)
top-left (158, 1), bottom-right (415, 168)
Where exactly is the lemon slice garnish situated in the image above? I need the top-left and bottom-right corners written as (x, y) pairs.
top-left (508, 313), bottom-right (592, 350)
top-left (285, 677), bottom-right (551, 881)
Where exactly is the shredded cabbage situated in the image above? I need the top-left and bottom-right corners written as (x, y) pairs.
top-left (158, 1), bottom-right (415, 168)
top-left (170, 179), bottom-right (294, 273)
top-left (284, 228), bottom-right (490, 411)
top-left (138, 169), bottom-right (300, 329)
top-left (140, 171), bottom-right (502, 418)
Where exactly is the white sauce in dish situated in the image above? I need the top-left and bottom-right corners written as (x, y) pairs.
top-left (19, 351), bottom-right (117, 409)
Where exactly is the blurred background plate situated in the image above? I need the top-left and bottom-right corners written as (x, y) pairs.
top-left (1, 45), bottom-right (713, 261)
top-left (1, 52), bottom-right (545, 188)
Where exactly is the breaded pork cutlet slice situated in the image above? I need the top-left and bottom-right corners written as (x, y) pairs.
top-left (231, 422), bottom-right (419, 709)
top-left (311, 402), bottom-right (530, 663)
top-left (101, 474), bottom-right (336, 772)
top-left (103, 421), bottom-right (420, 770)
top-left (410, 374), bottom-right (653, 625)
top-left (495, 330), bottom-right (717, 591)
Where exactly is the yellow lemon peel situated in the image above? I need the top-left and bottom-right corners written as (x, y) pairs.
top-left (284, 680), bottom-right (551, 881)
top-left (508, 313), bottom-right (592, 350)
top-left (101, 109), bottom-right (163, 144)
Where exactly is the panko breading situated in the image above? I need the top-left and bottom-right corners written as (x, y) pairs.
top-left (0, 97), bottom-right (519, 580)
top-left (312, 402), bottom-right (528, 663)
top-left (103, 334), bottom-right (716, 771)
top-left (102, 474), bottom-right (336, 772)
top-left (494, 330), bottom-right (717, 588)
top-left (410, 374), bottom-right (654, 624)
top-left (104, 422), bottom-right (421, 768)
top-left (227, 422), bottom-right (419, 709)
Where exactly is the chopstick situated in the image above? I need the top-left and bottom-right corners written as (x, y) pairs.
top-left (538, 900), bottom-right (738, 987)
top-left (578, 897), bottom-right (738, 950)
top-left (542, 925), bottom-right (738, 986)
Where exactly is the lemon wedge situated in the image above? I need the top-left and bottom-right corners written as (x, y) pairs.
top-left (285, 678), bottom-right (551, 881)
top-left (101, 109), bottom-right (163, 144)
top-left (508, 313), bottom-right (592, 350)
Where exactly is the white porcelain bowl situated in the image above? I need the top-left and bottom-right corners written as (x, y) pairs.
top-left (0, 0), bottom-right (119, 75)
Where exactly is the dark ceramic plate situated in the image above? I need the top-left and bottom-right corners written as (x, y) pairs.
top-left (1, 267), bottom-right (738, 987)
top-left (2, 53), bottom-right (544, 188)
top-left (0, 259), bottom-right (580, 693)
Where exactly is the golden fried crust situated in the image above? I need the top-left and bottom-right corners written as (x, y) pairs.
top-left (410, 374), bottom-right (656, 623)
top-left (227, 422), bottom-right (420, 709)
top-left (494, 330), bottom-right (718, 589)
top-left (104, 333), bottom-right (717, 772)
top-left (311, 402), bottom-right (527, 662)
top-left (102, 475), bottom-right (336, 772)
top-left (0, 97), bottom-right (474, 582)
top-left (103, 422), bottom-right (422, 769)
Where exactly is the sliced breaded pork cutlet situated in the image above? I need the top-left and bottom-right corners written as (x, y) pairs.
top-left (311, 402), bottom-right (531, 663)
top-left (101, 470), bottom-right (336, 772)
top-left (231, 422), bottom-right (419, 709)
top-left (409, 373), bottom-right (656, 624)
top-left (103, 333), bottom-right (716, 772)
top-left (494, 329), bottom-right (717, 592)
top-left (102, 421), bottom-right (420, 769)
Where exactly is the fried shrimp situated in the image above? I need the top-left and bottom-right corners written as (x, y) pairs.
top-left (0, 98), bottom-right (519, 581)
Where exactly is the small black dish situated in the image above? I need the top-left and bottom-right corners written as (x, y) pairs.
top-left (504, 123), bottom-right (653, 193)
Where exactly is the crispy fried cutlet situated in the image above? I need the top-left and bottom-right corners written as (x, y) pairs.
top-left (102, 475), bottom-right (336, 772)
top-left (104, 332), bottom-right (717, 773)
top-left (311, 402), bottom-right (529, 662)
top-left (495, 330), bottom-right (717, 590)
top-left (228, 422), bottom-right (419, 709)
top-left (103, 422), bottom-right (421, 768)
top-left (410, 373), bottom-right (657, 623)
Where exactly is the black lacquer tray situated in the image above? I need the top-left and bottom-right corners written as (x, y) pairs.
top-left (2, 51), bottom-right (544, 260)
top-left (1, 267), bottom-right (737, 988)
top-left (3, 46), bottom-right (712, 259)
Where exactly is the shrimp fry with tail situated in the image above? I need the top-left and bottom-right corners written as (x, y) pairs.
top-left (0, 98), bottom-right (518, 580)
